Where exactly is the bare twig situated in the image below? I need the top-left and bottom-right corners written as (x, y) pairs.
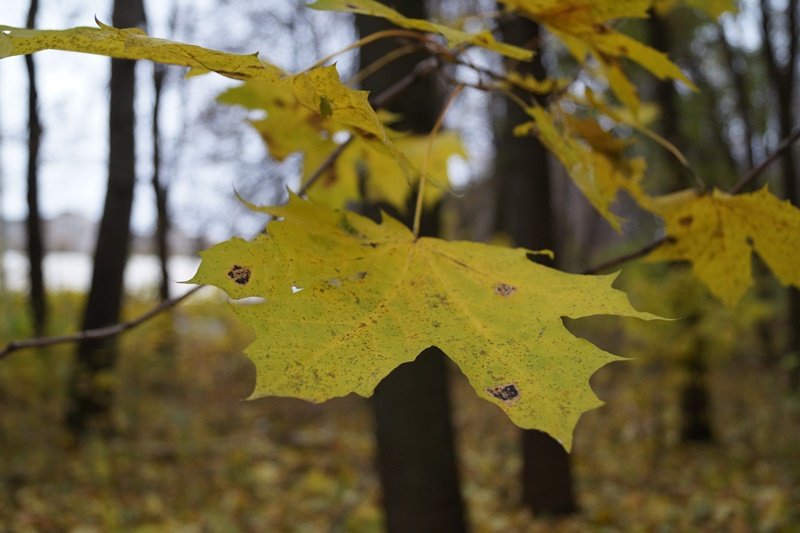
top-left (297, 138), bottom-right (354, 197)
top-left (0, 285), bottom-right (205, 360)
top-left (583, 237), bottom-right (668, 275)
top-left (729, 128), bottom-right (800, 194)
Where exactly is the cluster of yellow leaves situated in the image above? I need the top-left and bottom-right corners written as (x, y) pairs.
top-left (219, 81), bottom-right (466, 210)
top-left (499, 0), bottom-right (696, 114)
top-left (191, 195), bottom-right (658, 449)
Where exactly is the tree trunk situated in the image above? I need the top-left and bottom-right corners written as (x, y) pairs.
top-left (357, 3), bottom-right (467, 531)
top-left (760, 0), bottom-right (800, 389)
top-left (152, 64), bottom-right (170, 301)
top-left (66, 0), bottom-right (146, 438)
top-left (648, 10), bottom-right (686, 192)
top-left (25, 0), bottom-right (46, 337)
top-left (495, 16), bottom-right (578, 517)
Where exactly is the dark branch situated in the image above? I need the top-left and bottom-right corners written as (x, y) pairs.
top-left (0, 285), bottom-right (205, 360)
top-left (583, 237), bottom-right (668, 275)
top-left (729, 128), bottom-right (800, 194)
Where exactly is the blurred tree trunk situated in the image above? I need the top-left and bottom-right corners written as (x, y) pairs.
top-left (648, 10), bottom-right (686, 191)
top-left (495, 16), bottom-right (578, 516)
top-left (152, 64), bottom-right (170, 301)
top-left (357, 3), bottom-right (467, 531)
top-left (25, 0), bottom-right (46, 337)
top-left (760, 0), bottom-right (800, 389)
top-left (66, 0), bottom-right (146, 437)
top-left (650, 10), bottom-right (714, 442)
top-left (717, 23), bottom-right (756, 171)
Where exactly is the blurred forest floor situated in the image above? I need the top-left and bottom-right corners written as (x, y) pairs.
top-left (1, 279), bottom-right (799, 532)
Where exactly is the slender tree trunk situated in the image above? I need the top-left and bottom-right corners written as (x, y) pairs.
top-left (760, 0), bottom-right (800, 389)
top-left (648, 11), bottom-right (685, 192)
top-left (25, 0), bottom-right (46, 337)
top-left (66, 0), bottom-right (146, 437)
top-left (717, 23), bottom-right (756, 171)
top-left (649, 9), bottom-right (716, 442)
top-left (152, 64), bottom-right (170, 301)
top-left (495, 16), bottom-right (578, 517)
top-left (357, 3), bottom-right (467, 531)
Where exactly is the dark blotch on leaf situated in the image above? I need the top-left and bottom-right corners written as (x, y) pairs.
top-left (227, 265), bottom-right (251, 285)
top-left (494, 282), bottom-right (517, 297)
top-left (487, 384), bottom-right (519, 402)
top-left (679, 215), bottom-right (694, 227)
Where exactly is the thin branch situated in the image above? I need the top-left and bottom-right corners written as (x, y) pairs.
top-left (412, 84), bottom-right (463, 238)
top-left (583, 238), bottom-right (668, 275)
top-left (729, 128), bottom-right (800, 194)
top-left (297, 137), bottom-right (354, 196)
top-left (0, 285), bottom-right (205, 360)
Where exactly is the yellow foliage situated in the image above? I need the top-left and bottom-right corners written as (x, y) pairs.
top-left (190, 195), bottom-right (659, 449)
top-left (220, 80), bottom-right (464, 210)
top-left (647, 188), bottom-right (800, 308)
top-left (524, 106), bottom-right (649, 231)
top-left (308, 0), bottom-right (534, 60)
top-left (500, 0), bottom-right (695, 113)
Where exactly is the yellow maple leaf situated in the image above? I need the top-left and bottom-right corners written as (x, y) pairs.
top-left (648, 188), bottom-right (800, 307)
top-left (0, 21), bottom-right (284, 81)
top-left (190, 195), bottom-right (659, 449)
top-left (308, 0), bottom-right (533, 60)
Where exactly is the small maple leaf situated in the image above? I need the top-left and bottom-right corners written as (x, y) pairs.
top-left (647, 187), bottom-right (800, 308)
top-left (190, 195), bottom-right (659, 449)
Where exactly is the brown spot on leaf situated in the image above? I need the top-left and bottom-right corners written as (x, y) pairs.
top-left (678, 215), bottom-right (693, 227)
top-left (487, 384), bottom-right (519, 402)
top-left (227, 265), bottom-right (251, 285)
top-left (495, 282), bottom-right (517, 297)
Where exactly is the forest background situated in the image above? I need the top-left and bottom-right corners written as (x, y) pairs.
top-left (1, 0), bottom-right (799, 531)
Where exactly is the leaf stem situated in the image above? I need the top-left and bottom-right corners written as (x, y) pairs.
top-left (304, 29), bottom-right (431, 72)
top-left (412, 84), bottom-right (463, 239)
